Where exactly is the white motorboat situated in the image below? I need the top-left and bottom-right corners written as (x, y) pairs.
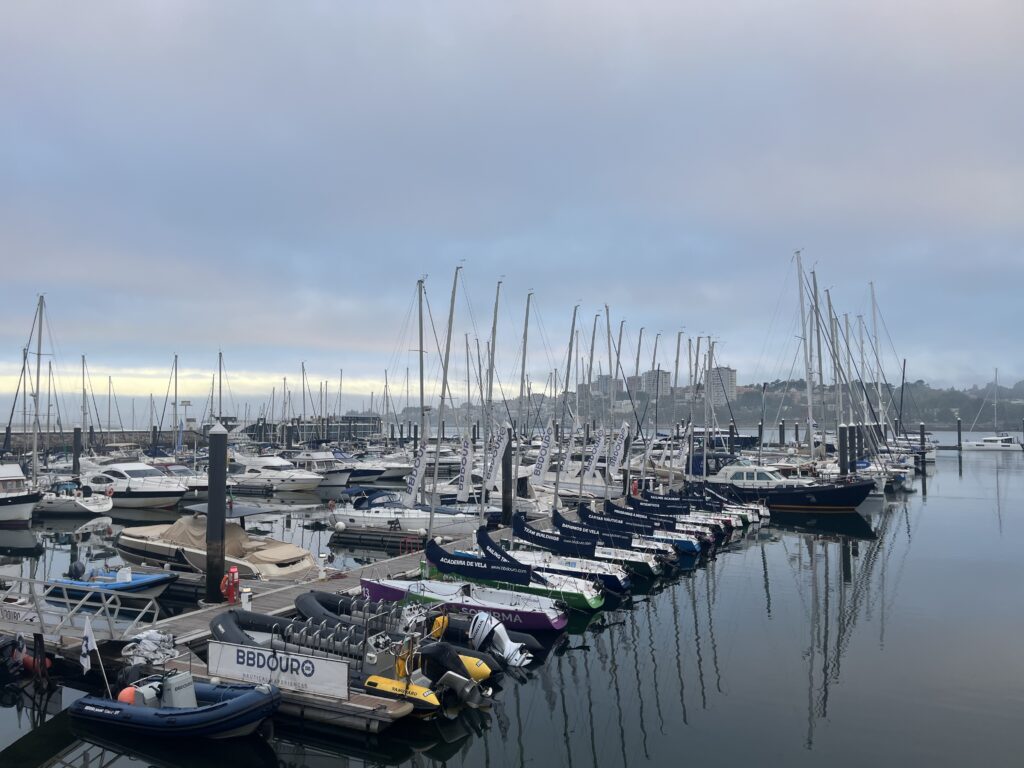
top-left (329, 490), bottom-right (482, 536)
top-left (161, 464), bottom-right (210, 499)
top-left (228, 453), bottom-right (322, 492)
top-left (961, 433), bottom-right (1023, 452)
top-left (80, 463), bottom-right (189, 509)
top-left (34, 480), bottom-right (114, 516)
top-left (115, 513), bottom-right (318, 580)
top-left (0, 464), bottom-right (41, 527)
top-left (282, 449), bottom-right (352, 488)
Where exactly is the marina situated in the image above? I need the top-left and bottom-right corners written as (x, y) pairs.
top-left (0, 444), bottom-right (1021, 765)
top-left (3, 3), bottom-right (1023, 764)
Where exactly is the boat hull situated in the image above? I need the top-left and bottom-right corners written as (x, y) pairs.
top-left (706, 479), bottom-right (875, 512)
top-left (360, 578), bottom-right (568, 632)
top-left (0, 493), bottom-right (41, 527)
top-left (69, 682), bottom-right (281, 739)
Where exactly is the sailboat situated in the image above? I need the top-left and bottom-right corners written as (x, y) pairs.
top-left (2, 296), bottom-right (48, 527)
top-left (962, 369), bottom-right (1023, 451)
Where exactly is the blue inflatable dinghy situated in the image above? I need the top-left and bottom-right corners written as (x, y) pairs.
top-left (69, 671), bottom-right (280, 739)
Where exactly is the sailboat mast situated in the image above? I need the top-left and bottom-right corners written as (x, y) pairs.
top-left (870, 282), bottom-right (884, 420)
top-left (417, 279), bottom-right (426, 501)
top-left (795, 250), bottom-right (814, 452)
top-left (586, 312), bottom-right (598, 429)
top-left (218, 351), bottom-right (223, 421)
top-left (82, 354), bottom-right (87, 434)
top-left (551, 306), bottom-right (579, 507)
top-left (516, 293), bottom-right (532, 476)
top-left (634, 327), bottom-right (644, 381)
top-left (173, 353), bottom-right (178, 450)
top-left (31, 296), bottom-right (44, 485)
top-left (994, 367), bottom-right (999, 432)
top-left (426, 267), bottom-right (461, 541)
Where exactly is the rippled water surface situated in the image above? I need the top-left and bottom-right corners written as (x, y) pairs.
top-left (2, 439), bottom-right (1022, 767)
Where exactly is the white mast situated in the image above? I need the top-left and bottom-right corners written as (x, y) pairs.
top-left (426, 267), bottom-right (460, 541)
top-left (551, 306), bottom-right (579, 508)
top-left (870, 281), bottom-right (884, 421)
top-left (795, 250), bottom-right (814, 453)
top-left (515, 293), bottom-right (532, 478)
top-left (31, 296), bottom-right (44, 485)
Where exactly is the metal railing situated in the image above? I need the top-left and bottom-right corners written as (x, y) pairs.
top-left (0, 574), bottom-right (160, 641)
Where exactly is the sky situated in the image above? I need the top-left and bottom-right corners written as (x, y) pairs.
top-left (1, 1), bottom-right (1022, 424)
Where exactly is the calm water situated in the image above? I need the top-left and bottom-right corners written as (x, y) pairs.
top-left (2, 436), bottom-right (1023, 766)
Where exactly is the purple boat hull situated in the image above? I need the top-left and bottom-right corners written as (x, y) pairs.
top-left (359, 578), bottom-right (567, 633)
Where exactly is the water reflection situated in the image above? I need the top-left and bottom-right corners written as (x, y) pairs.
top-left (2, 447), bottom-right (1022, 766)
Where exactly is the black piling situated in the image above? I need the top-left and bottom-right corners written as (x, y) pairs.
top-left (440, 420), bottom-right (445, 442)
top-left (794, 421), bottom-right (800, 444)
top-left (779, 420), bottom-right (785, 446)
top-left (501, 426), bottom-right (513, 526)
top-left (205, 423), bottom-right (228, 604)
top-left (88, 425), bottom-right (95, 448)
top-left (72, 427), bottom-right (82, 476)
top-left (413, 424), bottom-right (419, 451)
top-left (957, 418), bottom-right (962, 451)
top-left (757, 421), bottom-right (763, 448)
top-left (728, 422), bottom-right (736, 454)
top-left (838, 425), bottom-right (849, 476)
top-left (150, 425), bottom-right (158, 449)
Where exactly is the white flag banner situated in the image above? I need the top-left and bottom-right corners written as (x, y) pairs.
top-left (485, 426), bottom-right (511, 489)
top-left (401, 446), bottom-right (428, 507)
top-left (532, 419), bottom-right (555, 480)
top-left (80, 615), bottom-right (97, 673)
top-left (455, 432), bottom-right (475, 503)
top-left (642, 433), bottom-right (655, 469)
top-left (584, 429), bottom-right (607, 479)
top-left (608, 421), bottom-right (630, 477)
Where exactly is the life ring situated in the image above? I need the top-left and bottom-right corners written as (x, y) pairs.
top-left (104, 486), bottom-right (114, 498)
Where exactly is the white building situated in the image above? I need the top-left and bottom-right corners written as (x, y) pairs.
top-left (707, 366), bottom-right (737, 406)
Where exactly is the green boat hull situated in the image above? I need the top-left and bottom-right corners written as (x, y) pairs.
top-left (427, 568), bottom-right (603, 611)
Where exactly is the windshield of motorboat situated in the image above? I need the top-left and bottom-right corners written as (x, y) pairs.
top-left (165, 466), bottom-right (196, 477)
top-left (125, 468), bottom-right (165, 479)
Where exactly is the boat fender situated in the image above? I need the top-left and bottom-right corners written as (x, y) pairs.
top-left (117, 686), bottom-right (137, 704)
top-left (105, 486), bottom-right (114, 497)
top-left (430, 614), bottom-right (449, 640)
top-left (333, 521), bottom-right (346, 533)
top-left (74, 490), bottom-right (82, 498)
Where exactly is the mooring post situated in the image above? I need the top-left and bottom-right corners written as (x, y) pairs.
top-left (919, 423), bottom-right (925, 450)
top-left (205, 423), bottom-right (228, 604)
top-left (838, 424), bottom-right (849, 476)
top-left (847, 425), bottom-right (857, 474)
top-left (794, 421), bottom-right (800, 444)
top-left (728, 421), bottom-right (736, 454)
top-left (757, 421), bottom-right (763, 448)
top-left (413, 424), bottom-right (419, 451)
top-left (957, 418), bottom-right (962, 451)
top-left (150, 425), bottom-right (157, 449)
top-left (72, 426), bottom-right (82, 476)
top-left (501, 426), bottom-right (513, 526)
top-left (779, 420), bottom-right (785, 446)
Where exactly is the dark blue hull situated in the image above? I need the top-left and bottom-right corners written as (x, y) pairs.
top-left (69, 682), bottom-right (280, 739)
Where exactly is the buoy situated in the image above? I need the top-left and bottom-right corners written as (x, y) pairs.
top-left (333, 521), bottom-right (346, 533)
top-left (117, 687), bottom-right (137, 704)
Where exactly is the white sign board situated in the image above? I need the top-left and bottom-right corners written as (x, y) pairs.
top-left (207, 641), bottom-right (349, 700)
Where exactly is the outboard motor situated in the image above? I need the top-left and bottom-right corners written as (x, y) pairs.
top-left (417, 643), bottom-right (489, 708)
top-left (469, 611), bottom-right (533, 667)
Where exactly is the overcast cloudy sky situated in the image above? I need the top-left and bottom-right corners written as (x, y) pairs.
top-left (1, 1), bottom-right (1021, 421)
